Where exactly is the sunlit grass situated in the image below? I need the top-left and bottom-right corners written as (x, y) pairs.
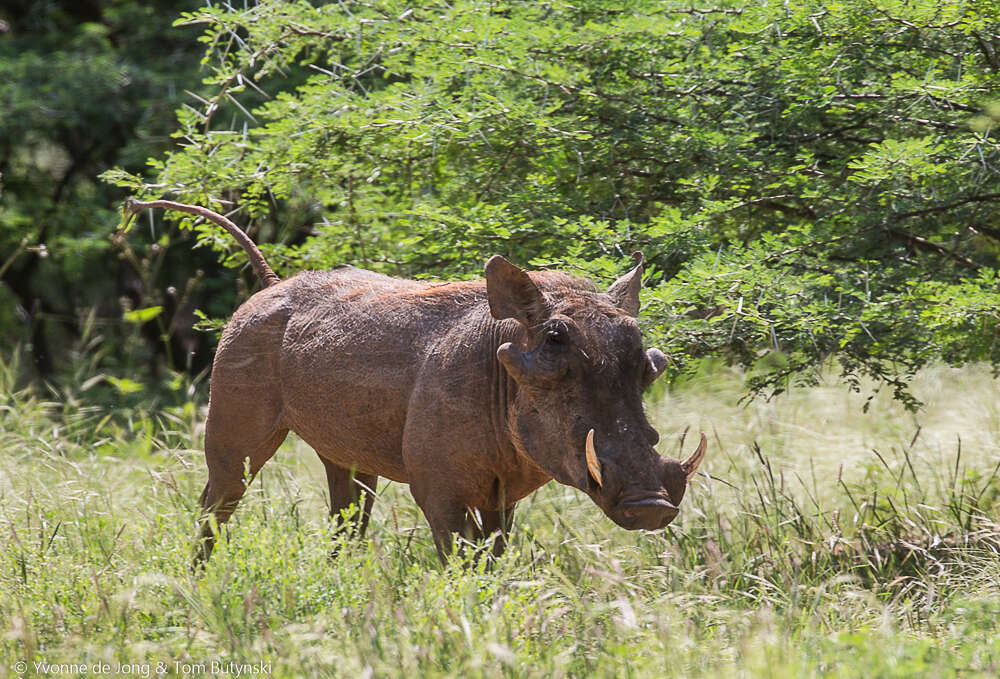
top-left (2, 364), bottom-right (1000, 677)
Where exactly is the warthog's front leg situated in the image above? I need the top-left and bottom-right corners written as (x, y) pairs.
top-left (411, 485), bottom-right (515, 563)
top-left (472, 505), bottom-right (516, 559)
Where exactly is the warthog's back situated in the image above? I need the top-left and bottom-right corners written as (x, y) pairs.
top-left (210, 266), bottom-right (491, 483)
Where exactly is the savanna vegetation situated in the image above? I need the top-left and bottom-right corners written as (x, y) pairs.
top-left (3, 0), bottom-right (1000, 676)
top-left (3, 358), bottom-right (1000, 677)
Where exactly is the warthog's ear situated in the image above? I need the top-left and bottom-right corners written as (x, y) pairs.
top-left (643, 348), bottom-right (668, 388)
top-left (606, 252), bottom-right (644, 316)
top-left (485, 255), bottom-right (547, 326)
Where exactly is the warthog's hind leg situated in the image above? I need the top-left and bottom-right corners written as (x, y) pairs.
top-left (318, 455), bottom-right (378, 544)
top-left (193, 398), bottom-right (288, 568)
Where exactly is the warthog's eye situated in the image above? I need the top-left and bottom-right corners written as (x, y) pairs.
top-left (540, 320), bottom-right (573, 357)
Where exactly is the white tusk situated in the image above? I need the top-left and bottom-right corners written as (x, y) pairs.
top-left (682, 433), bottom-right (707, 480)
top-left (585, 429), bottom-right (603, 487)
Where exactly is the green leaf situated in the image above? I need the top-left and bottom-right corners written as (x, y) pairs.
top-left (106, 376), bottom-right (144, 395)
top-left (123, 306), bottom-right (163, 324)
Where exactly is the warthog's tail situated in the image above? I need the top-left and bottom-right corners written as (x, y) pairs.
top-left (123, 198), bottom-right (281, 288)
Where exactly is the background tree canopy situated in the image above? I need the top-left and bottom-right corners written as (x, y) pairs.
top-left (8, 0), bottom-right (1000, 406)
top-left (0, 0), bottom-right (226, 383)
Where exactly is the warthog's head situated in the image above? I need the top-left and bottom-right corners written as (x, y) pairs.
top-left (486, 253), bottom-right (705, 530)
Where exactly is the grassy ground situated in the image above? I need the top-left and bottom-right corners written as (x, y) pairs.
top-left (2, 362), bottom-right (1000, 678)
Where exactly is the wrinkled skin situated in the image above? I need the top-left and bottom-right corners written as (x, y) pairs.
top-left (196, 254), bottom-right (705, 563)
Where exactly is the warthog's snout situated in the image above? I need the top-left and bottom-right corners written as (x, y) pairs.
top-left (586, 430), bottom-right (706, 531)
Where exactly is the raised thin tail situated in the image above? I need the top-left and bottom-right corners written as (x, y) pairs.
top-left (124, 198), bottom-right (281, 288)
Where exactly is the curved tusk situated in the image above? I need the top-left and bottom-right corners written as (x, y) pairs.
top-left (585, 429), bottom-right (603, 487)
top-left (681, 433), bottom-right (707, 480)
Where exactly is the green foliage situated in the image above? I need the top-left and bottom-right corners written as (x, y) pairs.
top-left (0, 0), bottom-right (229, 378)
top-left (4, 364), bottom-right (1000, 676)
top-left (110, 0), bottom-right (1000, 404)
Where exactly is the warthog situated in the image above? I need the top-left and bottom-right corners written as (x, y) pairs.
top-left (125, 199), bottom-right (706, 562)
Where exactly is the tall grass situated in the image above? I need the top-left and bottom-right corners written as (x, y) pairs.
top-left (2, 362), bottom-right (1000, 677)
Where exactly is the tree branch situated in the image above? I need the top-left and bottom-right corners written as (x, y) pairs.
top-left (885, 228), bottom-right (979, 270)
top-left (895, 193), bottom-right (1000, 220)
